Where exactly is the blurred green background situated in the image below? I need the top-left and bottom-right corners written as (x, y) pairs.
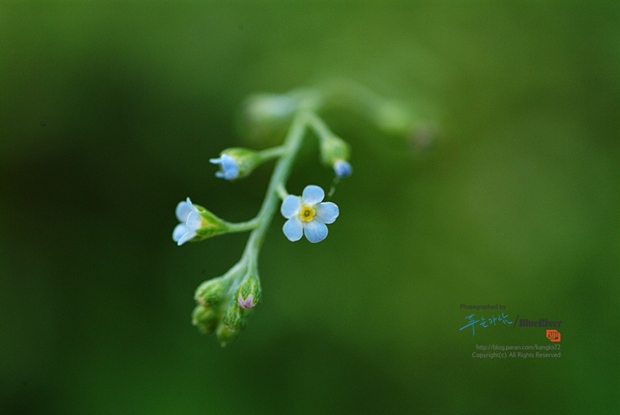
top-left (1, 1), bottom-right (619, 414)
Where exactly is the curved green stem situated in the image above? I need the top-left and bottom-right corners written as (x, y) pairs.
top-left (222, 111), bottom-right (311, 298)
top-left (225, 217), bottom-right (260, 232)
top-left (258, 145), bottom-right (287, 161)
top-left (275, 184), bottom-right (289, 200)
top-left (303, 111), bottom-right (334, 143)
top-left (243, 111), bottom-right (310, 259)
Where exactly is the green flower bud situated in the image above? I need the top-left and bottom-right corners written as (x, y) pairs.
top-left (240, 90), bottom-right (322, 144)
top-left (192, 304), bottom-right (218, 334)
top-left (216, 322), bottom-right (240, 347)
top-left (194, 276), bottom-right (228, 306)
top-left (320, 135), bottom-right (350, 165)
top-left (237, 274), bottom-right (261, 309)
top-left (222, 302), bottom-right (245, 331)
top-left (245, 94), bottom-right (297, 123)
top-left (374, 100), bottom-right (414, 135)
top-left (320, 135), bottom-right (352, 178)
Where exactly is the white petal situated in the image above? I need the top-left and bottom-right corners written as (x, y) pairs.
top-left (173, 224), bottom-right (188, 243)
top-left (177, 230), bottom-right (197, 246)
top-left (302, 185), bottom-right (324, 204)
top-left (283, 217), bottom-right (303, 241)
top-left (186, 211), bottom-right (203, 231)
top-left (315, 202), bottom-right (339, 224)
top-left (280, 195), bottom-right (301, 219)
top-left (220, 155), bottom-right (239, 180)
top-left (175, 198), bottom-right (194, 222)
top-left (303, 220), bottom-right (328, 243)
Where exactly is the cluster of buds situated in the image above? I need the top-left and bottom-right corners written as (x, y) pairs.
top-left (192, 265), bottom-right (261, 346)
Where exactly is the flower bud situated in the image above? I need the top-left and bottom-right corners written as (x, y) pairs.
top-left (210, 148), bottom-right (261, 181)
top-left (374, 100), bottom-right (414, 135)
top-left (333, 160), bottom-right (352, 178)
top-left (192, 304), bottom-right (218, 334)
top-left (241, 90), bottom-right (322, 144)
top-left (222, 302), bottom-right (245, 331)
top-left (245, 94), bottom-right (297, 123)
top-left (319, 135), bottom-right (352, 178)
top-left (216, 322), bottom-right (240, 347)
top-left (237, 274), bottom-right (261, 309)
top-left (194, 277), bottom-right (227, 306)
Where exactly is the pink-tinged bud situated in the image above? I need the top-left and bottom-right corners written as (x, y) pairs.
top-left (237, 272), bottom-right (261, 310)
top-left (238, 293), bottom-right (256, 309)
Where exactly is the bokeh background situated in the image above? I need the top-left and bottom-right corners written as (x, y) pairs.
top-left (2, 2), bottom-right (619, 414)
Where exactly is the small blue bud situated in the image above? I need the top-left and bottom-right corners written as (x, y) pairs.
top-left (210, 148), bottom-right (261, 181)
top-left (210, 154), bottom-right (239, 180)
top-left (333, 160), bottom-right (352, 178)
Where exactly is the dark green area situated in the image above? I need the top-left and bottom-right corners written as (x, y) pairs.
top-left (1, 2), bottom-right (619, 414)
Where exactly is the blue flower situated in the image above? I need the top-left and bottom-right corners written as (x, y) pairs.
top-left (173, 198), bottom-right (202, 246)
top-left (210, 154), bottom-right (239, 180)
top-left (333, 160), bottom-right (352, 178)
top-left (280, 185), bottom-right (339, 243)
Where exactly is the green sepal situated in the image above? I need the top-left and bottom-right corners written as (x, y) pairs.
top-left (320, 134), bottom-right (351, 167)
top-left (222, 301), bottom-right (245, 331)
top-left (192, 205), bottom-right (232, 239)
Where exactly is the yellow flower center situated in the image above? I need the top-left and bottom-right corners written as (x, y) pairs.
top-left (299, 204), bottom-right (316, 222)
